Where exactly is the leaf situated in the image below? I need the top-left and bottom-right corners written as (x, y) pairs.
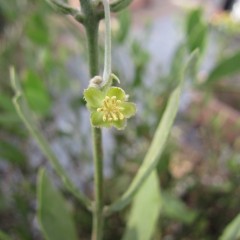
top-left (205, 51), bottom-right (240, 85)
top-left (186, 8), bottom-right (203, 36)
top-left (10, 67), bottom-right (91, 208)
top-left (219, 213), bottom-right (240, 240)
top-left (161, 192), bottom-right (197, 224)
top-left (186, 8), bottom-right (207, 55)
top-left (122, 171), bottom-right (161, 240)
top-left (106, 46), bottom-right (198, 216)
top-left (168, 44), bottom-right (187, 90)
top-left (37, 168), bottom-right (78, 240)
top-left (115, 10), bottom-right (131, 43)
top-left (0, 140), bottom-right (26, 166)
top-left (106, 45), bottom-right (188, 214)
top-left (0, 231), bottom-right (11, 240)
top-left (110, 0), bottom-right (133, 12)
top-left (23, 70), bottom-right (51, 116)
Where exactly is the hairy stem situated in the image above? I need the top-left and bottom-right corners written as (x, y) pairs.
top-left (92, 127), bottom-right (103, 240)
top-left (102, 0), bottom-right (111, 83)
top-left (80, 1), bottom-right (104, 239)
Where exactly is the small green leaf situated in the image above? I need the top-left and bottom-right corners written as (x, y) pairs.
top-left (219, 213), bottom-right (240, 240)
top-left (168, 44), bottom-right (187, 90)
top-left (110, 0), bottom-right (133, 12)
top-left (205, 51), bottom-right (240, 85)
top-left (122, 171), bottom-right (161, 240)
top-left (37, 168), bottom-right (78, 240)
top-left (186, 8), bottom-right (207, 55)
top-left (115, 10), bottom-right (131, 43)
top-left (187, 22), bottom-right (207, 54)
top-left (161, 192), bottom-right (197, 224)
top-left (186, 8), bottom-right (202, 36)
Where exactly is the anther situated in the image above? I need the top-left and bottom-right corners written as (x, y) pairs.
top-left (99, 95), bottom-right (124, 122)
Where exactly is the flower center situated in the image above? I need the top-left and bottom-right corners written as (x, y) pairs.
top-left (97, 96), bottom-right (124, 122)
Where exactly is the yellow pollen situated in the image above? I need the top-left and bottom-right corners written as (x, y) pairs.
top-left (97, 96), bottom-right (125, 122)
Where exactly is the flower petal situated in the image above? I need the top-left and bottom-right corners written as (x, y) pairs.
top-left (112, 119), bottom-right (127, 130)
top-left (121, 102), bottom-right (136, 118)
top-left (106, 87), bottom-right (126, 100)
top-left (91, 111), bottom-right (111, 128)
top-left (84, 87), bottom-right (104, 110)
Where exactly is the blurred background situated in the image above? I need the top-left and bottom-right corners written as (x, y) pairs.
top-left (0, 0), bottom-right (240, 239)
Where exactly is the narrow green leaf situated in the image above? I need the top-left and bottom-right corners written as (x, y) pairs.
top-left (205, 51), bottom-right (240, 84)
top-left (110, 0), bottom-right (133, 13)
top-left (186, 8), bottom-right (207, 55)
top-left (115, 10), bottom-right (131, 43)
top-left (10, 67), bottom-right (91, 211)
top-left (106, 81), bottom-right (182, 213)
top-left (186, 8), bottom-right (202, 36)
top-left (105, 46), bottom-right (197, 215)
top-left (37, 168), bottom-right (78, 240)
top-left (219, 213), bottom-right (240, 240)
top-left (0, 231), bottom-right (11, 240)
top-left (122, 171), bottom-right (161, 240)
top-left (187, 22), bottom-right (207, 54)
top-left (168, 44), bottom-right (187, 90)
top-left (161, 192), bottom-right (197, 224)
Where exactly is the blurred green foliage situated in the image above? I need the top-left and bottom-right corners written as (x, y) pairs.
top-left (37, 169), bottom-right (78, 240)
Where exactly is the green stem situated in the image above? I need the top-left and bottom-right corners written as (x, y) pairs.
top-left (80, 1), bottom-right (104, 239)
top-left (92, 127), bottom-right (103, 240)
top-left (10, 67), bottom-right (91, 210)
top-left (102, 0), bottom-right (111, 83)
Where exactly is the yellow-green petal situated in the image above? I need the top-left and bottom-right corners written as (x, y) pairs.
top-left (91, 111), bottom-right (111, 128)
top-left (112, 119), bottom-right (127, 130)
top-left (84, 87), bottom-right (104, 110)
top-left (106, 87), bottom-right (126, 101)
top-left (121, 102), bottom-right (136, 118)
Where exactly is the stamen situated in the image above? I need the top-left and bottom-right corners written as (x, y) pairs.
top-left (119, 112), bottom-right (124, 120)
top-left (99, 95), bottom-right (124, 122)
top-left (111, 112), bottom-right (118, 121)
